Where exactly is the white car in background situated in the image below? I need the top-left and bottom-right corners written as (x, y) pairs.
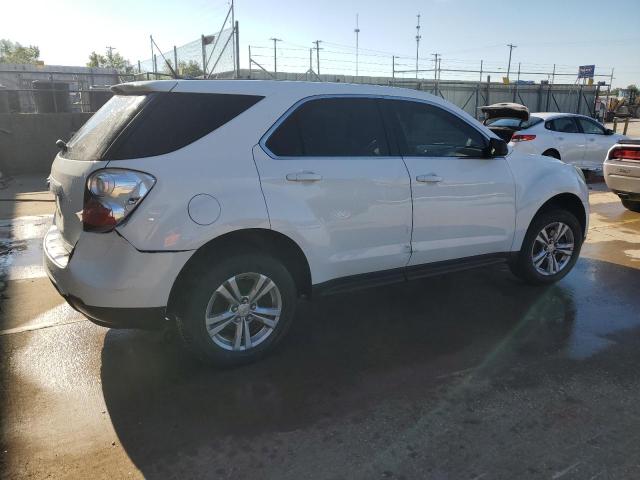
top-left (483, 103), bottom-right (626, 172)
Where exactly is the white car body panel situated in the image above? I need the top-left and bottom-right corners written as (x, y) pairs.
top-left (253, 145), bottom-right (412, 284)
top-left (404, 156), bottom-right (516, 264)
top-left (44, 228), bottom-right (192, 308)
top-left (44, 80), bottom-right (589, 313)
top-left (507, 154), bottom-right (589, 251)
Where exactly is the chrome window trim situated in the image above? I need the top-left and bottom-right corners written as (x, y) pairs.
top-left (258, 93), bottom-right (492, 160)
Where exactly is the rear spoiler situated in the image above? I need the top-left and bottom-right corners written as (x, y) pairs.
top-left (110, 80), bottom-right (178, 95)
top-left (617, 139), bottom-right (640, 145)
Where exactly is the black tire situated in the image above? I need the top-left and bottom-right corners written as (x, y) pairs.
top-left (176, 252), bottom-right (297, 367)
top-left (509, 209), bottom-right (582, 285)
top-left (542, 149), bottom-right (561, 160)
top-left (621, 199), bottom-right (640, 213)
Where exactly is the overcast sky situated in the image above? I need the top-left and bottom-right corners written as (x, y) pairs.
top-left (4, 0), bottom-right (639, 87)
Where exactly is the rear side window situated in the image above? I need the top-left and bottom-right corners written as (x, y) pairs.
top-left (106, 93), bottom-right (264, 160)
top-left (546, 117), bottom-right (579, 133)
top-left (577, 117), bottom-right (605, 135)
top-left (266, 97), bottom-right (389, 157)
top-left (385, 100), bottom-right (487, 157)
top-left (62, 95), bottom-right (146, 161)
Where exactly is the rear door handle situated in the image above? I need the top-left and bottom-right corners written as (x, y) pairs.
top-left (416, 174), bottom-right (442, 183)
top-left (286, 172), bottom-right (322, 182)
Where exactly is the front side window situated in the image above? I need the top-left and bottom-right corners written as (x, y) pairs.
top-left (385, 100), bottom-right (487, 157)
top-left (266, 97), bottom-right (389, 157)
top-left (577, 117), bottom-right (605, 135)
top-left (546, 117), bottom-right (579, 133)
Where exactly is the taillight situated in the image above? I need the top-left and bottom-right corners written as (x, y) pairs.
top-left (609, 148), bottom-right (640, 161)
top-left (512, 134), bottom-right (536, 142)
top-left (83, 169), bottom-right (155, 232)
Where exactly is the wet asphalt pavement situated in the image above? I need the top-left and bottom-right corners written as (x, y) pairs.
top-left (1, 176), bottom-right (640, 479)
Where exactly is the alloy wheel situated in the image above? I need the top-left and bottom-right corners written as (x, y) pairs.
top-left (531, 222), bottom-right (575, 276)
top-left (205, 272), bottom-right (282, 351)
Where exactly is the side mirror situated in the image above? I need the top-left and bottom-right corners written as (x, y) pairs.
top-left (486, 137), bottom-right (508, 157)
top-left (604, 128), bottom-right (614, 135)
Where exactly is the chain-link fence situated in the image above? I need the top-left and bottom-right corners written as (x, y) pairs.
top-left (0, 64), bottom-right (134, 113)
top-left (138, 26), bottom-right (236, 79)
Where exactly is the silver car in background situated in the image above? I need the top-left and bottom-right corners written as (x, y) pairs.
top-left (604, 139), bottom-right (640, 212)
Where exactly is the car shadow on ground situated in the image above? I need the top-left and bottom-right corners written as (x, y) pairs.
top-left (99, 262), bottom-right (597, 476)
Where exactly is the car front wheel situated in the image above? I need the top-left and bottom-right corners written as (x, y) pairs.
top-left (176, 252), bottom-right (297, 366)
top-left (510, 209), bottom-right (582, 285)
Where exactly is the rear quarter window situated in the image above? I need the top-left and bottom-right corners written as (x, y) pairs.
top-left (105, 92), bottom-right (264, 160)
top-left (62, 95), bottom-right (146, 161)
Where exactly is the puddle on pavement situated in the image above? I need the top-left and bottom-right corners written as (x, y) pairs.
top-left (514, 259), bottom-right (640, 362)
top-left (0, 215), bottom-right (51, 282)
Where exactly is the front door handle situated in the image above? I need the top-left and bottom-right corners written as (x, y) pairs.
top-left (416, 174), bottom-right (442, 183)
top-left (286, 172), bottom-right (322, 182)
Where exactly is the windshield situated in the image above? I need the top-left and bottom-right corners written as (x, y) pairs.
top-left (62, 94), bottom-right (146, 160)
top-left (486, 116), bottom-right (543, 129)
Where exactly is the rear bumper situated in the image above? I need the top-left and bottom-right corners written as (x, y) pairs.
top-left (44, 225), bottom-right (193, 329)
top-left (55, 285), bottom-right (165, 330)
top-left (604, 160), bottom-right (640, 197)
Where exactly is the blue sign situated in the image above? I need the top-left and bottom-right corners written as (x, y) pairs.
top-left (578, 65), bottom-right (595, 78)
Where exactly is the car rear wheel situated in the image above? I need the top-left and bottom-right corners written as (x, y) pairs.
top-left (509, 209), bottom-right (582, 285)
top-left (542, 149), bottom-right (561, 160)
top-left (176, 252), bottom-right (297, 366)
top-left (621, 199), bottom-right (640, 213)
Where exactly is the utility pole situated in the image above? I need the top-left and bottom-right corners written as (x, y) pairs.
top-left (149, 36), bottom-right (155, 74)
top-left (313, 40), bottom-right (322, 76)
top-left (173, 45), bottom-right (178, 77)
top-left (231, 0), bottom-right (238, 79)
top-left (270, 37), bottom-right (282, 78)
top-left (506, 43), bottom-right (517, 81)
top-left (431, 53), bottom-right (440, 81)
top-left (106, 46), bottom-right (116, 59)
top-left (354, 14), bottom-right (360, 77)
top-left (415, 14), bottom-right (421, 79)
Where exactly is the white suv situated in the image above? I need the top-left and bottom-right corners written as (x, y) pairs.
top-left (44, 80), bottom-right (589, 366)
